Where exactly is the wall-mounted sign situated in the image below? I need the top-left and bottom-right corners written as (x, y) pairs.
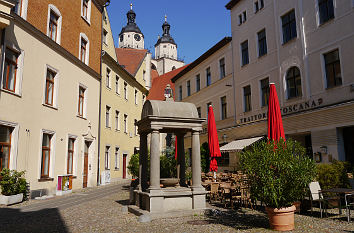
top-left (238, 98), bottom-right (323, 125)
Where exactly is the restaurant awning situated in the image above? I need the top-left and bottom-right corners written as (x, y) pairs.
top-left (220, 136), bottom-right (263, 152)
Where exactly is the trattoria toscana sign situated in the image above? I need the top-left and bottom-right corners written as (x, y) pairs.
top-left (238, 98), bottom-right (323, 125)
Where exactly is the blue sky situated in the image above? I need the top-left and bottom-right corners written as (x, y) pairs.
top-left (107, 0), bottom-right (231, 64)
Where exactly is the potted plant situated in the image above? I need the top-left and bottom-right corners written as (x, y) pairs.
top-left (240, 139), bottom-right (316, 231)
top-left (0, 169), bottom-right (27, 205)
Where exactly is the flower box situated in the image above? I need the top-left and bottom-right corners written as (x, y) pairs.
top-left (0, 193), bottom-right (23, 205)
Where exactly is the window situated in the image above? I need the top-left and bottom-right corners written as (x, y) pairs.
top-left (78, 86), bottom-right (85, 117)
top-left (2, 48), bottom-right (19, 93)
top-left (221, 96), bottom-right (227, 120)
top-left (106, 68), bottom-right (111, 88)
top-left (219, 58), bottom-right (226, 79)
top-left (142, 94), bottom-right (145, 105)
top-left (206, 67), bottom-right (211, 86)
top-left (197, 107), bottom-right (201, 118)
top-left (134, 119), bottom-right (138, 136)
top-left (106, 106), bottom-right (111, 128)
top-left (80, 37), bottom-right (88, 64)
top-left (105, 146), bottom-right (110, 170)
top-left (48, 10), bottom-right (59, 41)
top-left (318, 0), bottom-right (334, 25)
top-left (281, 10), bottom-right (297, 44)
top-left (81, 0), bottom-right (91, 23)
top-left (187, 80), bottom-right (191, 96)
top-left (124, 82), bottom-right (128, 99)
top-left (243, 85), bottom-right (252, 112)
top-left (67, 138), bottom-right (74, 174)
top-left (143, 70), bottom-right (146, 81)
top-left (254, 1), bottom-right (259, 13)
top-left (260, 0), bottom-right (264, 9)
top-left (241, 40), bottom-right (249, 66)
top-left (260, 78), bottom-right (269, 107)
top-left (238, 14), bottom-right (243, 25)
top-left (243, 11), bottom-right (247, 22)
top-left (324, 49), bottom-right (342, 88)
top-left (196, 74), bottom-right (200, 92)
top-left (41, 133), bottom-right (52, 178)
top-left (286, 67), bottom-right (302, 99)
top-left (103, 29), bottom-right (108, 45)
top-left (258, 29), bottom-right (267, 57)
top-left (134, 89), bottom-right (138, 104)
top-left (115, 75), bottom-right (119, 94)
top-left (115, 147), bottom-right (119, 169)
top-left (178, 85), bottom-right (182, 101)
top-left (45, 69), bottom-right (56, 106)
top-left (124, 114), bottom-right (128, 133)
top-left (115, 110), bottom-right (120, 131)
top-left (0, 125), bottom-right (12, 169)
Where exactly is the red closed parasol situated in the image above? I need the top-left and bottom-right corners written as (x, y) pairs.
top-left (208, 105), bottom-right (221, 172)
top-left (267, 83), bottom-right (285, 142)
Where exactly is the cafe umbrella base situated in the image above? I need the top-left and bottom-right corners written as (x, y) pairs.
top-left (266, 205), bottom-right (296, 231)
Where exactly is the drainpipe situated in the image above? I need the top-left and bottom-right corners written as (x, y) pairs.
top-left (230, 35), bottom-right (237, 124)
top-left (0, 28), bottom-right (6, 96)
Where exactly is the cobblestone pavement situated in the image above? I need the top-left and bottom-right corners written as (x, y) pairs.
top-left (1, 183), bottom-right (353, 233)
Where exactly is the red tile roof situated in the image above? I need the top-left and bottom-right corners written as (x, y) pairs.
top-left (147, 65), bottom-right (189, 101)
top-left (115, 48), bottom-right (148, 76)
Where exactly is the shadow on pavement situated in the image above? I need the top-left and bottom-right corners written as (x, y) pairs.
top-left (0, 207), bottom-right (68, 233)
top-left (204, 208), bottom-right (269, 230)
top-left (115, 199), bottom-right (130, 206)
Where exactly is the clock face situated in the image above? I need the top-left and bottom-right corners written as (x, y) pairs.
top-left (134, 34), bottom-right (141, 41)
top-left (120, 35), bottom-right (124, 42)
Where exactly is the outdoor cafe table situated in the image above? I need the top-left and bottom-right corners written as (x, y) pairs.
top-left (321, 188), bottom-right (354, 214)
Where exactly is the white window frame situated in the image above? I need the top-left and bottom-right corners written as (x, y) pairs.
top-left (79, 33), bottom-right (90, 65)
top-left (42, 64), bottom-right (60, 109)
top-left (315, 0), bottom-right (336, 27)
top-left (78, 83), bottom-right (88, 118)
top-left (134, 89), bottom-right (138, 105)
top-left (14, 0), bottom-right (29, 19)
top-left (134, 119), bottom-right (138, 136)
top-left (105, 145), bottom-right (110, 170)
top-left (105, 105), bottom-right (111, 128)
top-left (46, 4), bottom-right (62, 44)
top-left (114, 147), bottom-right (119, 170)
top-left (142, 94), bottom-right (146, 106)
top-left (320, 46), bottom-right (343, 90)
top-left (0, 120), bottom-right (19, 170)
top-left (1, 43), bottom-right (24, 97)
top-left (124, 82), bottom-right (128, 100)
top-left (106, 68), bottom-right (111, 89)
top-left (218, 56), bottom-right (226, 79)
top-left (103, 29), bottom-right (108, 45)
top-left (124, 114), bottom-right (128, 133)
top-left (279, 9), bottom-right (298, 45)
top-left (81, 0), bottom-right (92, 24)
top-left (115, 110), bottom-right (120, 131)
top-left (66, 134), bottom-right (78, 176)
top-left (115, 75), bottom-right (120, 94)
top-left (38, 129), bottom-right (56, 179)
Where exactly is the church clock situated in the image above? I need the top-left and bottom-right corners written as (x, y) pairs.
top-left (134, 34), bottom-right (141, 41)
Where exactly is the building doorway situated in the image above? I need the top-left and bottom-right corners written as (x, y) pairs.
top-left (83, 141), bottom-right (91, 188)
top-left (343, 126), bottom-right (354, 165)
top-left (122, 154), bottom-right (127, 179)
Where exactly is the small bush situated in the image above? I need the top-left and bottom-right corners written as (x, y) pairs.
top-left (316, 160), bottom-right (350, 190)
top-left (127, 153), bottom-right (140, 178)
top-left (0, 169), bottom-right (27, 196)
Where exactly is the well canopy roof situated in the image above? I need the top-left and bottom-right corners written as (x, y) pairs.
top-left (220, 136), bottom-right (263, 152)
top-left (141, 100), bottom-right (199, 119)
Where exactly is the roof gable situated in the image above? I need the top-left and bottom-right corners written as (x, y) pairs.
top-left (115, 48), bottom-right (148, 76)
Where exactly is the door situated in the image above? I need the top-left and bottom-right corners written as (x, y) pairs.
top-left (83, 141), bottom-right (90, 188)
top-left (123, 154), bottom-right (127, 179)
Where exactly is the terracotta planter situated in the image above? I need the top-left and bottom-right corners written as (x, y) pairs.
top-left (266, 205), bottom-right (296, 231)
top-left (293, 201), bottom-right (301, 213)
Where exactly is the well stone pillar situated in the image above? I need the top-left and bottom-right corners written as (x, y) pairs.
top-left (149, 129), bottom-right (161, 190)
top-left (191, 130), bottom-right (202, 188)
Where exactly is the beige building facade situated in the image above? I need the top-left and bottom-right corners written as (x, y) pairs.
top-left (99, 8), bottom-right (148, 184)
top-left (0, 0), bottom-right (107, 197)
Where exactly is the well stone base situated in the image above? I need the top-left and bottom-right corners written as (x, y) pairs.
top-left (133, 186), bottom-right (207, 213)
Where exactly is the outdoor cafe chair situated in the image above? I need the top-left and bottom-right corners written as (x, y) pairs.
top-left (209, 182), bottom-right (220, 204)
top-left (220, 182), bottom-right (232, 207)
top-left (345, 193), bottom-right (354, 222)
top-left (309, 181), bottom-right (340, 218)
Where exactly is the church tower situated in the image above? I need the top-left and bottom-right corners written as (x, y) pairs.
top-left (118, 4), bottom-right (144, 49)
top-left (152, 16), bottom-right (184, 75)
top-left (154, 16), bottom-right (177, 60)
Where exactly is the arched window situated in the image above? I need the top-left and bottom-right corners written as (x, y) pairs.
top-left (286, 67), bottom-right (302, 99)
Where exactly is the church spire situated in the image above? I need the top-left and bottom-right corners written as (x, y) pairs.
top-left (127, 3), bottom-right (136, 24)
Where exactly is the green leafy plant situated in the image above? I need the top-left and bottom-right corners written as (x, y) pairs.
top-left (316, 160), bottom-right (350, 190)
top-left (240, 139), bottom-right (316, 209)
top-left (0, 169), bottom-right (27, 196)
top-left (127, 153), bottom-right (140, 178)
top-left (200, 142), bottom-right (209, 173)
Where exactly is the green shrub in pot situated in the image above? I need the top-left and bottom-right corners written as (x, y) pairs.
top-left (0, 169), bottom-right (27, 196)
top-left (240, 139), bottom-right (316, 209)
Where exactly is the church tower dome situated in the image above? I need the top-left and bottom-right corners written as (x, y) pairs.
top-left (155, 15), bottom-right (178, 60)
top-left (119, 4), bottom-right (144, 49)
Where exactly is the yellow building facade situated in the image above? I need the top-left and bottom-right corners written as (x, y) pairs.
top-left (99, 8), bottom-right (148, 184)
